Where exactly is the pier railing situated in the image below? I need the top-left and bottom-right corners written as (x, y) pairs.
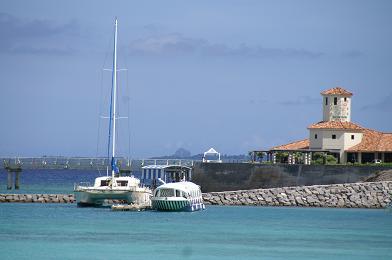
top-left (1, 157), bottom-right (196, 171)
top-left (1, 156), bottom-right (250, 172)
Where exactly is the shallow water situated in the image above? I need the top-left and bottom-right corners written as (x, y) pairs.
top-left (0, 204), bottom-right (391, 260)
top-left (0, 169), bottom-right (142, 194)
top-left (1, 170), bottom-right (392, 259)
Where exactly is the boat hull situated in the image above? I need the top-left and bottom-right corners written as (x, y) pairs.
top-left (75, 189), bottom-right (151, 207)
top-left (151, 198), bottom-right (205, 212)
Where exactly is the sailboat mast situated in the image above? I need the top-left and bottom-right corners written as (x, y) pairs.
top-left (111, 18), bottom-right (118, 178)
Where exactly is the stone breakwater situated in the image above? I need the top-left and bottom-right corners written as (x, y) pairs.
top-left (1, 182), bottom-right (391, 208)
top-left (202, 181), bottom-right (392, 208)
top-left (0, 194), bottom-right (129, 205)
top-left (0, 194), bottom-right (75, 203)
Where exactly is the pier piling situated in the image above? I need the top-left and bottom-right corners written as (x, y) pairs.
top-left (7, 172), bottom-right (12, 190)
top-left (4, 166), bottom-right (22, 190)
top-left (14, 172), bottom-right (20, 190)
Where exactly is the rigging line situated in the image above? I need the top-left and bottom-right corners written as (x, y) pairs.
top-left (96, 24), bottom-right (115, 176)
top-left (95, 68), bottom-right (104, 175)
top-left (113, 27), bottom-right (129, 162)
top-left (107, 22), bottom-right (117, 167)
top-left (126, 67), bottom-right (131, 160)
top-left (123, 38), bottom-right (132, 161)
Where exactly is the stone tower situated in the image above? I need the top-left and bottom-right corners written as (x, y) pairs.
top-left (321, 87), bottom-right (353, 122)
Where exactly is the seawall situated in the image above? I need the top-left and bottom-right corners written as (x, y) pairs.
top-left (0, 194), bottom-right (75, 203)
top-left (203, 181), bottom-right (392, 208)
top-left (193, 163), bottom-right (392, 192)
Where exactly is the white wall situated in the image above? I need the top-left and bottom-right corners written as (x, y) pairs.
top-left (309, 129), bottom-right (362, 150)
top-left (343, 132), bottom-right (363, 149)
top-left (321, 130), bottom-right (345, 150)
top-left (322, 95), bottom-right (351, 122)
top-left (309, 129), bottom-right (322, 149)
top-left (309, 129), bottom-right (345, 150)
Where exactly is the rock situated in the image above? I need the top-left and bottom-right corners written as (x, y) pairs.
top-left (337, 199), bottom-right (345, 207)
top-left (295, 197), bottom-right (304, 205)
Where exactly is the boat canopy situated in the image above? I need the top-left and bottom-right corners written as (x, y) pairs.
top-left (141, 164), bottom-right (192, 183)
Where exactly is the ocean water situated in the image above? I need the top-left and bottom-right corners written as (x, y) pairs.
top-left (1, 170), bottom-right (392, 259)
top-left (0, 204), bottom-right (391, 259)
top-left (0, 169), bottom-right (143, 194)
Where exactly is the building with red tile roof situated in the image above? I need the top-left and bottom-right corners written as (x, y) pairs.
top-left (271, 139), bottom-right (309, 151)
top-left (268, 87), bottom-right (392, 164)
top-left (307, 121), bottom-right (363, 130)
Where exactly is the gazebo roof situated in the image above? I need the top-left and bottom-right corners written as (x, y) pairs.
top-left (204, 148), bottom-right (219, 155)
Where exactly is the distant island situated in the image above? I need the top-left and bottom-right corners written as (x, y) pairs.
top-left (151, 148), bottom-right (249, 161)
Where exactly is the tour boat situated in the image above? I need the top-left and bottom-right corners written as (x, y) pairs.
top-left (74, 18), bottom-right (151, 206)
top-left (151, 181), bottom-right (205, 212)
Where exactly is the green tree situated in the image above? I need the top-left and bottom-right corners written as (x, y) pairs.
top-left (276, 152), bottom-right (289, 163)
top-left (312, 152), bottom-right (337, 164)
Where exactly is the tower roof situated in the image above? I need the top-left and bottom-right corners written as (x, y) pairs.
top-left (307, 121), bottom-right (363, 130)
top-left (321, 87), bottom-right (353, 96)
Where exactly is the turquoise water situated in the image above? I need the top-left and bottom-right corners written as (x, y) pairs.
top-left (1, 204), bottom-right (391, 260)
top-left (0, 169), bottom-right (133, 194)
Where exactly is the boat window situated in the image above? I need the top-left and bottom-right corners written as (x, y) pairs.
top-left (100, 180), bottom-right (110, 186)
top-left (176, 190), bottom-right (180, 197)
top-left (159, 189), bottom-right (175, 197)
top-left (155, 190), bottom-right (159, 197)
top-left (117, 180), bottom-right (128, 186)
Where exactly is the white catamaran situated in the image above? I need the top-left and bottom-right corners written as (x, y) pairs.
top-left (74, 18), bottom-right (151, 206)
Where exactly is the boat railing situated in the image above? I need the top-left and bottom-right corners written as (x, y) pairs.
top-left (74, 182), bottom-right (91, 190)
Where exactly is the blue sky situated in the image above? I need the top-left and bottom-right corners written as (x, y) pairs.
top-left (0, 0), bottom-right (391, 158)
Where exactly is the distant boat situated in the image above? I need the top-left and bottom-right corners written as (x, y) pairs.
top-left (74, 18), bottom-right (151, 206)
top-left (151, 181), bottom-right (205, 212)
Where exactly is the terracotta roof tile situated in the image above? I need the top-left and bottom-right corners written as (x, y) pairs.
top-left (308, 121), bottom-right (364, 130)
top-left (271, 139), bottom-right (309, 151)
top-left (347, 129), bottom-right (392, 152)
top-left (321, 87), bottom-right (353, 96)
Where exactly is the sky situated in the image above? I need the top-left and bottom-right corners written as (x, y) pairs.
top-left (0, 0), bottom-right (391, 158)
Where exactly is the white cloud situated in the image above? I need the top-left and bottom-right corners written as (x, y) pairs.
top-left (128, 33), bottom-right (323, 59)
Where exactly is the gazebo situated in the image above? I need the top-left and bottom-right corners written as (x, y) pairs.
top-left (203, 148), bottom-right (222, 163)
